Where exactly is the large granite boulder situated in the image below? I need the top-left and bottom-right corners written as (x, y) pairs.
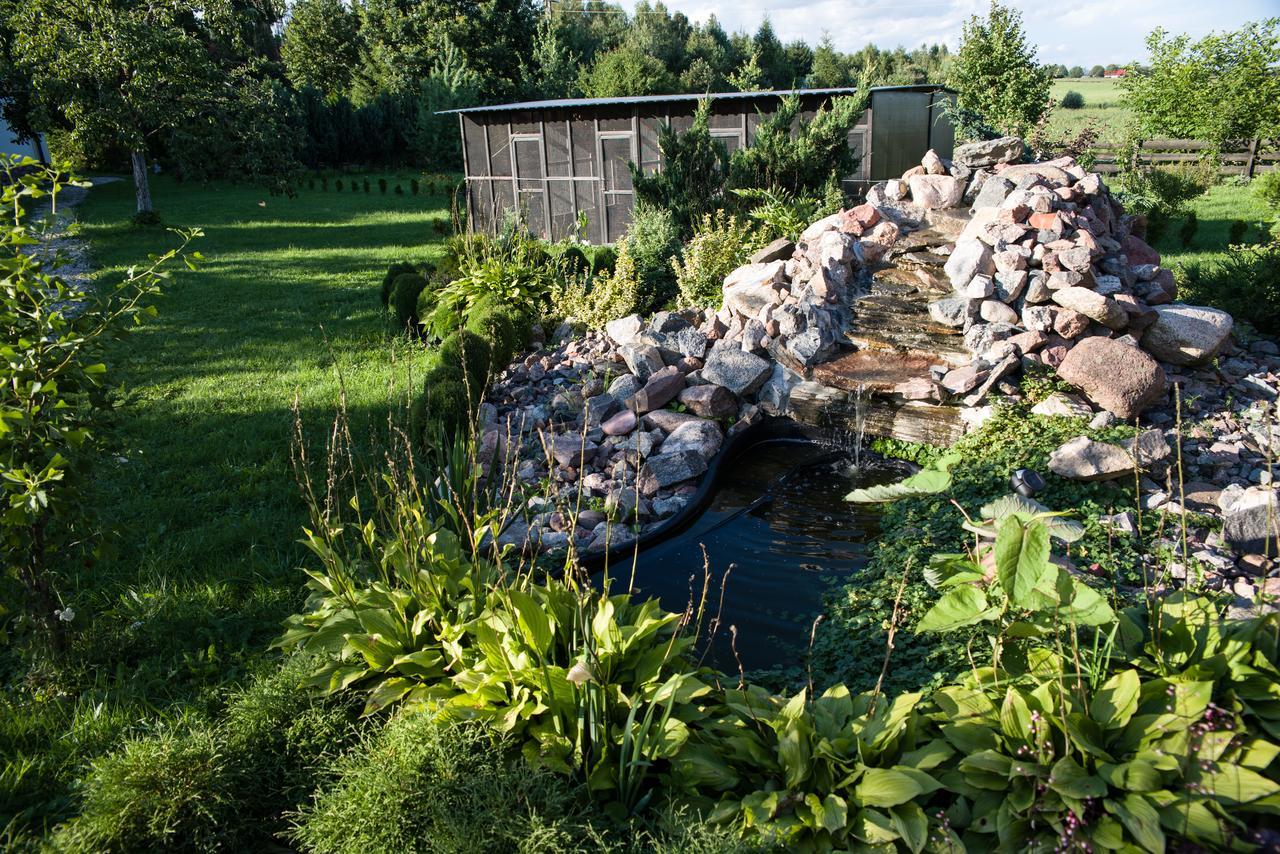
top-left (908, 174), bottom-right (965, 209)
top-left (1051, 287), bottom-right (1128, 331)
top-left (637, 450), bottom-right (707, 496)
top-left (659, 419), bottom-right (723, 460)
top-left (1057, 337), bottom-right (1166, 419)
top-left (953, 136), bottom-right (1024, 168)
top-left (943, 239), bottom-right (994, 289)
top-left (1048, 436), bottom-right (1134, 481)
top-left (1141, 304), bottom-right (1233, 366)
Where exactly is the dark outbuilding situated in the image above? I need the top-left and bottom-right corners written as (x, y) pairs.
top-left (443, 84), bottom-right (955, 245)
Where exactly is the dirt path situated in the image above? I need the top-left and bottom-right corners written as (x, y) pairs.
top-left (24, 176), bottom-right (122, 310)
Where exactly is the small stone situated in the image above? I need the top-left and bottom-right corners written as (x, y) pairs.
top-left (678, 383), bottom-right (737, 418)
top-left (702, 348), bottom-right (773, 397)
top-left (749, 237), bottom-right (795, 265)
top-left (979, 300), bottom-right (1018, 324)
top-left (1052, 287), bottom-right (1127, 330)
top-left (1048, 436), bottom-right (1135, 481)
top-left (605, 314), bottom-right (645, 346)
top-left (1030, 392), bottom-right (1092, 419)
top-left (619, 344), bottom-right (664, 380)
top-left (943, 239), bottom-right (994, 289)
top-left (637, 451), bottom-right (708, 496)
top-left (628, 366), bottom-right (685, 414)
top-left (601, 409), bottom-right (638, 436)
top-left (1224, 487), bottom-right (1280, 554)
top-left (941, 365), bottom-right (987, 395)
top-left (607, 373), bottom-right (643, 400)
top-left (908, 174), bottom-right (965, 209)
top-left (928, 297), bottom-right (976, 328)
top-left (660, 419), bottom-right (723, 460)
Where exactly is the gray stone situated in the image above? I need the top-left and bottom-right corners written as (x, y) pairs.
top-left (585, 393), bottom-right (622, 425)
top-left (750, 237), bottom-right (796, 265)
top-left (619, 344), bottom-right (664, 380)
top-left (943, 239), bottom-right (994, 289)
top-left (605, 314), bottom-right (645, 346)
top-left (637, 450), bottom-right (708, 496)
top-left (702, 348), bottom-right (773, 397)
top-left (1141, 304), bottom-right (1234, 367)
top-left (979, 300), bottom-right (1019, 325)
top-left (607, 373), bottom-right (643, 400)
top-left (548, 435), bottom-right (597, 468)
top-left (1120, 429), bottom-right (1172, 466)
top-left (650, 311), bottom-right (691, 335)
top-left (1048, 436), bottom-right (1134, 481)
top-left (928, 297), bottom-right (977, 328)
top-left (660, 419), bottom-right (723, 460)
top-left (1224, 487), bottom-right (1280, 554)
top-left (971, 176), bottom-right (1015, 209)
top-left (953, 136), bottom-right (1024, 168)
top-left (1030, 392), bottom-right (1093, 419)
top-left (675, 326), bottom-right (709, 359)
top-left (645, 409), bottom-right (700, 433)
top-left (784, 325), bottom-right (838, 366)
top-left (1051, 287), bottom-right (1127, 330)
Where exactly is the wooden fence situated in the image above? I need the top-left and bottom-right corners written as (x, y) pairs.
top-left (1089, 138), bottom-right (1279, 176)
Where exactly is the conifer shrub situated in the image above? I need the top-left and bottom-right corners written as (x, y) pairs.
top-left (321, 176), bottom-right (328, 191)
top-left (410, 178), bottom-right (420, 195)
top-left (437, 330), bottom-right (493, 394)
top-left (378, 177), bottom-right (387, 194)
top-left (395, 184), bottom-right (404, 195)
top-left (390, 273), bottom-right (428, 331)
top-left (335, 179), bottom-right (343, 191)
top-left (380, 262), bottom-right (417, 306)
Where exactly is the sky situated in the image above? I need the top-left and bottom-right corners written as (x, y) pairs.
top-left (618, 0), bottom-right (1279, 68)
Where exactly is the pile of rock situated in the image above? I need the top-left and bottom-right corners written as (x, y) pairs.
top-left (898, 138), bottom-right (1234, 420)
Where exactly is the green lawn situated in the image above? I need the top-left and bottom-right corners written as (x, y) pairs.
top-left (1, 173), bottom-right (448, 835)
top-left (1156, 182), bottom-right (1276, 271)
top-left (1047, 77), bottom-right (1132, 143)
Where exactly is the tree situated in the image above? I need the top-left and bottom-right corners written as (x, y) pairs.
top-left (728, 51), bottom-right (766, 92)
top-left (630, 99), bottom-right (728, 236)
top-left (0, 2), bottom-right (42, 160)
top-left (1089, 64), bottom-right (1105, 77)
top-left (1122, 19), bottom-right (1280, 154)
top-left (947, 1), bottom-right (1052, 138)
top-left (579, 45), bottom-right (676, 98)
top-left (751, 19), bottom-right (792, 88)
top-left (1068, 65), bottom-right (1084, 78)
top-left (530, 15), bottom-right (579, 99)
top-left (625, 1), bottom-right (690, 74)
top-left (810, 34), bottom-right (850, 88)
top-left (13, 0), bottom-right (213, 215)
top-left (281, 0), bottom-right (362, 99)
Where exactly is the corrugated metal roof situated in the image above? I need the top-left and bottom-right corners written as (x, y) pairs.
top-left (438, 84), bottom-right (953, 116)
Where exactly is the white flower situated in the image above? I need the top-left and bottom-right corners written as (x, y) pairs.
top-left (55, 606), bottom-right (75, 623)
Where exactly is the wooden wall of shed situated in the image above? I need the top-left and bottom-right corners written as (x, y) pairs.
top-left (460, 89), bottom-right (946, 244)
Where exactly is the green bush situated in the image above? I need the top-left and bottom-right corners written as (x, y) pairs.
top-left (437, 330), bottom-right (493, 394)
top-left (290, 715), bottom-right (599, 854)
top-left (586, 245), bottom-right (616, 278)
top-left (1116, 161), bottom-right (1213, 243)
top-left (378, 177), bottom-right (387, 194)
top-left (672, 212), bottom-right (760, 308)
top-left (1059, 89), bottom-right (1085, 108)
top-left (1229, 218), bottom-right (1249, 244)
top-left (1178, 209), bottom-right (1199, 246)
top-left (379, 261), bottom-right (417, 306)
top-left (464, 298), bottom-right (528, 370)
top-left (1255, 170), bottom-right (1280, 216)
top-left (621, 202), bottom-right (682, 313)
top-left (631, 99), bottom-right (729, 237)
top-left (551, 239), bottom-right (644, 329)
top-left (1181, 238), bottom-right (1280, 334)
top-left (727, 91), bottom-right (866, 198)
top-left (390, 273), bottom-right (428, 332)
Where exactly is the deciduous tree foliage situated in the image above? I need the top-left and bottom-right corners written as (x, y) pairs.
top-left (947, 0), bottom-right (1052, 138)
top-left (281, 0), bottom-right (361, 99)
top-left (12, 0), bottom-right (212, 213)
top-left (1121, 19), bottom-right (1280, 154)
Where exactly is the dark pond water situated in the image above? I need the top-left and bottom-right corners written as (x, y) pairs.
top-left (608, 439), bottom-right (895, 673)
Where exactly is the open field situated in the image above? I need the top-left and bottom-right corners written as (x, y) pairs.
top-left (1046, 77), bottom-right (1132, 142)
top-left (0, 174), bottom-right (449, 833)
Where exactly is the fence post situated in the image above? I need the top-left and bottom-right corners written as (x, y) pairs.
top-left (1129, 139), bottom-right (1143, 173)
top-left (1247, 138), bottom-right (1260, 179)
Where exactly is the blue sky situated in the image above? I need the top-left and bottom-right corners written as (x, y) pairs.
top-left (620, 0), bottom-right (1278, 67)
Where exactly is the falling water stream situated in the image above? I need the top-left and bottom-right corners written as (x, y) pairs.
top-left (613, 437), bottom-right (896, 673)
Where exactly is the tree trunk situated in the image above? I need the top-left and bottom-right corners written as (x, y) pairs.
top-left (131, 149), bottom-right (153, 214)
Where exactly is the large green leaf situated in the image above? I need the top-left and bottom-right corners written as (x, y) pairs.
top-left (978, 494), bottom-right (1085, 543)
top-left (845, 468), bottom-right (951, 503)
top-left (507, 589), bottom-right (552, 655)
top-left (1109, 793), bottom-right (1165, 852)
top-left (995, 518), bottom-right (1052, 609)
top-left (890, 802), bottom-right (929, 853)
top-left (857, 767), bottom-right (926, 807)
top-left (916, 586), bottom-right (996, 633)
top-left (1049, 756), bottom-right (1107, 800)
top-left (1197, 764), bottom-right (1280, 803)
top-left (1092, 670), bottom-right (1141, 730)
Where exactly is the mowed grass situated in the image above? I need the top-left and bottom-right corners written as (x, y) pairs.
top-left (1156, 182), bottom-right (1276, 271)
top-left (0, 173), bottom-right (447, 834)
top-left (1047, 77), bottom-right (1132, 142)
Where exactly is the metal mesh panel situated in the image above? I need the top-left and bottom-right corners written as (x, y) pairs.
top-left (487, 123), bottom-right (512, 177)
top-left (470, 181), bottom-right (495, 234)
top-left (605, 196), bottom-right (632, 243)
top-left (708, 111), bottom-right (740, 130)
top-left (668, 113), bottom-right (693, 135)
top-left (575, 181), bottom-right (599, 243)
top-left (598, 116), bottom-right (631, 132)
top-left (600, 136), bottom-right (634, 192)
top-left (493, 180), bottom-right (515, 224)
top-left (522, 192), bottom-right (547, 239)
top-left (571, 120), bottom-right (595, 177)
top-left (639, 116), bottom-right (662, 174)
top-left (514, 137), bottom-right (543, 179)
top-left (548, 177), bottom-right (574, 240)
top-left (545, 120), bottom-right (570, 177)
top-left (463, 116), bottom-right (489, 177)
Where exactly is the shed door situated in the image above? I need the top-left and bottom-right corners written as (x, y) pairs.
top-left (512, 134), bottom-right (548, 239)
top-left (599, 132), bottom-right (635, 243)
top-left (869, 90), bottom-right (933, 181)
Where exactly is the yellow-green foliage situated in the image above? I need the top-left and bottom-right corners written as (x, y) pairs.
top-left (672, 212), bottom-right (760, 308)
top-left (552, 239), bottom-right (644, 329)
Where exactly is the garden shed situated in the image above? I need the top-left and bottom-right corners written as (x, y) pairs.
top-left (444, 84), bottom-right (955, 245)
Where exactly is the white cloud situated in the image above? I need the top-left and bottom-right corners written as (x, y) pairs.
top-left (620, 0), bottom-right (1276, 67)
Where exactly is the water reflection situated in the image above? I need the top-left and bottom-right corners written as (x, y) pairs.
top-left (611, 439), bottom-right (894, 672)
